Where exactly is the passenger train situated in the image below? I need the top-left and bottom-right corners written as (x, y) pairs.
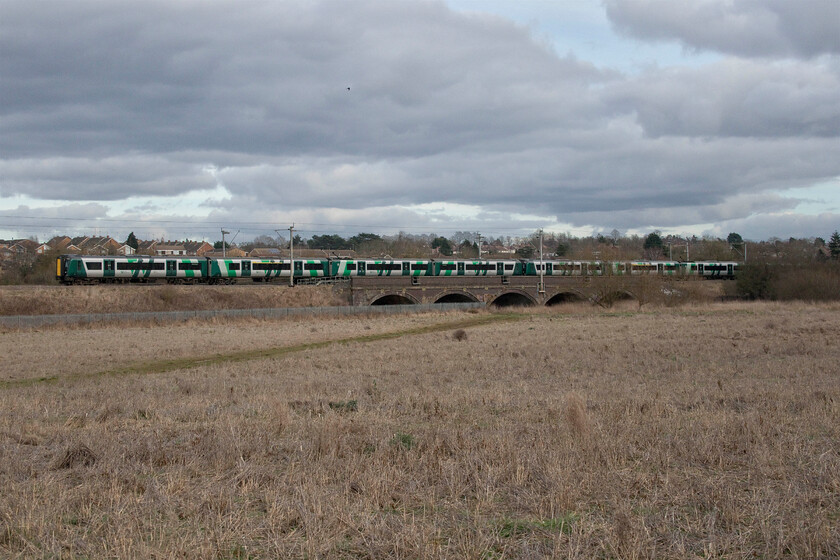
top-left (56, 255), bottom-right (739, 284)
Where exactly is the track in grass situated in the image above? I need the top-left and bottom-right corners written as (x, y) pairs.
top-left (0, 312), bottom-right (521, 389)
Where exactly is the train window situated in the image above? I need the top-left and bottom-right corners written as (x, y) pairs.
top-left (86, 262), bottom-right (102, 270)
top-left (304, 263), bottom-right (323, 271)
top-left (345, 263), bottom-right (357, 271)
top-left (466, 264), bottom-right (495, 271)
top-left (253, 262), bottom-right (289, 271)
top-left (179, 262), bottom-right (203, 271)
top-left (440, 264), bottom-right (456, 271)
top-left (367, 263), bottom-right (401, 271)
top-left (228, 263), bottom-right (240, 271)
top-left (411, 264), bottom-right (427, 271)
top-left (117, 262), bottom-right (164, 271)
top-left (505, 264), bottom-right (514, 271)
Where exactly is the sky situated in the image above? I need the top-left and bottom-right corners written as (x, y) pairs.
top-left (1, 0), bottom-right (838, 244)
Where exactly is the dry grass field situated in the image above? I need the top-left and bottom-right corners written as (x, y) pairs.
top-left (0, 284), bottom-right (349, 316)
top-left (1, 302), bottom-right (838, 558)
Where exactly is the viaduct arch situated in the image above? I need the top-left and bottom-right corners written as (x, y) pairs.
top-left (350, 276), bottom-right (661, 308)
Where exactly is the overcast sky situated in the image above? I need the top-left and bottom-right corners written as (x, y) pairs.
top-left (1, 0), bottom-right (838, 243)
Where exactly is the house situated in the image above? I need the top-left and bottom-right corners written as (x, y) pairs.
top-left (155, 243), bottom-right (187, 256)
top-left (249, 247), bottom-right (284, 258)
top-left (117, 244), bottom-right (135, 256)
top-left (70, 236), bottom-right (122, 255)
top-left (136, 240), bottom-right (158, 255)
top-left (277, 249), bottom-right (358, 259)
top-left (204, 248), bottom-right (247, 258)
top-left (183, 241), bottom-right (214, 256)
top-left (11, 239), bottom-right (39, 254)
top-left (47, 236), bottom-right (73, 251)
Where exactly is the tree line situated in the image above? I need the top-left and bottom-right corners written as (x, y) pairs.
top-left (238, 229), bottom-right (840, 263)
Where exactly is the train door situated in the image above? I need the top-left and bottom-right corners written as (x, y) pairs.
top-left (104, 259), bottom-right (115, 278)
top-left (293, 260), bottom-right (303, 277)
top-left (242, 260), bottom-right (251, 278)
top-left (727, 264), bottom-right (734, 277)
top-left (166, 260), bottom-right (177, 278)
top-left (457, 262), bottom-right (464, 275)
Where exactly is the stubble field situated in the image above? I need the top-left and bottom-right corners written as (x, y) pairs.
top-left (1, 302), bottom-right (838, 558)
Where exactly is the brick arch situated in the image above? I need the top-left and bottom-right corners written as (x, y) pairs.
top-left (433, 291), bottom-right (480, 303)
top-left (545, 289), bottom-right (587, 306)
top-left (367, 292), bottom-right (421, 305)
top-left (489, 289), bottom-right (537, 307)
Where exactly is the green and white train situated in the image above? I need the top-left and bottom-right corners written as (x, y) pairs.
top-left (57, 255), bottom-right (738, 284)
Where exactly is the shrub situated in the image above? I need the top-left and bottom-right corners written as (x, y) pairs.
top-left (735, 262), bottom-right (775, 300)
top-left (735, 262), bottom-right (840, 301)
top-left (772, 263), bottom-right (840, 301)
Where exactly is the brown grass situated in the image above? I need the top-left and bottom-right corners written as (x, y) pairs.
top-left (0, 302), bottom-right (838, 558)
top-left (564, 392), bottom-right (590, 437)
top-left (0, 284), bottom-right (349, 316)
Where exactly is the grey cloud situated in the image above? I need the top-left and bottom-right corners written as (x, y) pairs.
top-left (1, 0), bottom-right (839, 238)
top-left (607, 59), bottom-right (840, 138)
top-left (213, 131), bottom-right (838, 223)
top-left (702, 211), bottom-right (840, 241)
top-left (0, 156), bottom-right (216, 200)
top-left (563, 192), bottom-right (800, 231)
top-left (604, 0), bottom-right (840, 59)
top-left (0, 203), bottom-right (110, 221)
top-left (1, 0), bottom-right (609, 161)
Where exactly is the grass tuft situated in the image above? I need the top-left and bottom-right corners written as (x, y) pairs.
top-left (51, 443), bottom-right (96, 469)
top-left (564, 391), bottom-right (590, 437)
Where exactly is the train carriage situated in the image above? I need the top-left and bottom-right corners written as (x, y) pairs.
top-left (249, 259), bottom-right (290, 281)
top-left (353, 260), bottom-right (406, 277)
top-left (462, 260), bottom-right (516, 276)
top-left (58, 255), bottom-right (208, 283)
top-left (292, 259), bottom-right (330, 278)
top-left (209, 259), bottom-right (251, 283)
top-left (527, 261), bottom-right (584, 276)
top-left (697, 262), bottom-right (738, 278)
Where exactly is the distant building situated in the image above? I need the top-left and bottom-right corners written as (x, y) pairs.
top-left (155, 243), bottom-right (187, 256)
top-left (136, 241), bottom-right (158, 255)
top-left (183, 241), bottom-right (214, 256)
top-left (204, 248), bottom-right (247, 258)
top-left (248, 247), bottom-right (284, 258)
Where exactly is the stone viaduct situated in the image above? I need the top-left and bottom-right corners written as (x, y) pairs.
top-left (349, 275), bottom-right (677, 307)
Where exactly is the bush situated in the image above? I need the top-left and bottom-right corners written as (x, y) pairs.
top-left (735, 263), bottom-right (775, 300)
top-left (734, 262), bottom-right (840, 301)
top-left (0, 251), bottom-right (61, 285)
top-left (772, 263), bottom-right (840, 302)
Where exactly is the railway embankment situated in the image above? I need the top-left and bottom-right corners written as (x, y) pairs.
top-left (0, 283), bottom-right (350, 316)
